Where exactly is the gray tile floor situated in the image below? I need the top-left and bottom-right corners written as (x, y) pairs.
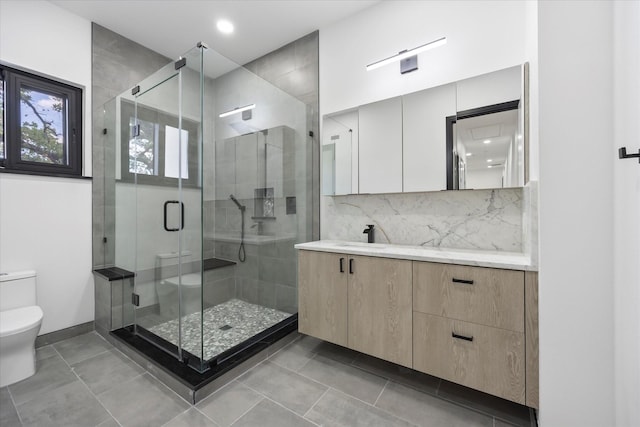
top-left (0, 331), bottom-right (537, 427)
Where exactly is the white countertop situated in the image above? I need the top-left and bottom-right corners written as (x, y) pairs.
top-left (295, 240), bottom-right (535, 271)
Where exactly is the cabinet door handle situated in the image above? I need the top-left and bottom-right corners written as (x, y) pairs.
top-left (452, 332), bottom-right (474, 342)
top-left (452, 278), bottom-right (474, 285)
top-left (349, 258), bottom-right (354, 274)
top-left (339, 257), bottom-right (345, 273)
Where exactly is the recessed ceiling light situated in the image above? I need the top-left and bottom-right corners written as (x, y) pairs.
top-left (486, 159), bottom-right (492, 162)
top-left (488, 165), bottom-right (493, 168)
top-left (465, 153), bottom-right (472, 157)
top-left (217, 19), bottom-right (234, 34)
top-left (483, 139), bottom-right (491, 144)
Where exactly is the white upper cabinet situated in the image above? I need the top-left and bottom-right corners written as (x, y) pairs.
top-left (456, 66), bottom-right (522, 111)
top-left (359, 97), bottom-right (403, 194)
top-left (403, 83), bottom-right (456, 193)
top-left (321, 64), bottom-right (526, 195)
top-left (322, 110), bottom-right (358, 195)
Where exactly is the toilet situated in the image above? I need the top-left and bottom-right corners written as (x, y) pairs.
top-left (0, 271), bottom-right (44, 387)
top-left (156, 252), bottom-right (202, 318)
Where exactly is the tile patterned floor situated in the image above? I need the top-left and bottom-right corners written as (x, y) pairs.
top-left (0, 331), bottom-right (537, 427)
top-left (148, 299), bottom-right (291, 360)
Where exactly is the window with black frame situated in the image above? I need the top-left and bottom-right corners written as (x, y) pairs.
top-left (0, 64), bottom-right (83, 177)
top-left (120, 100), bottom-right (200, 187)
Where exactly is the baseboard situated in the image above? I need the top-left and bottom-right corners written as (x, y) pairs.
top-left (35, 321), bottom-right (95, 347)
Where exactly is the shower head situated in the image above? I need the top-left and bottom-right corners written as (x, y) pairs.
top-left (229, 194), bottom-right (246, 211)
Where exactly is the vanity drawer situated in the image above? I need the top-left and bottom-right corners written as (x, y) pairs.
top-left (413, 262), bottom-right (524, 331)
top-left (413, 312), bottom-right (525, 404)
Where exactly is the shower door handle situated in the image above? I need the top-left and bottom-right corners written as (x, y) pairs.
top-left (164, 200), bottom-right (184, 232)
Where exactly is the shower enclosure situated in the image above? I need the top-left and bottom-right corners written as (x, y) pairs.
top-left (95, 43), bottom-right (313, 375)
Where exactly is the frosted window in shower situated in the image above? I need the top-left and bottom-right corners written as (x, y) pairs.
top-left (164, 125), bottom-right (189, 179)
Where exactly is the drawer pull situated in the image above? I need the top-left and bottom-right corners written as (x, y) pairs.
top-left (452, 332), bottom-right (474, 342)
top-left (452, 278), bottom-right (474, 285)
top-left (339, 257), bottom-right (345, 273)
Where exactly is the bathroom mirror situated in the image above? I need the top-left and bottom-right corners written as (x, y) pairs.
top-left (447, 101), bottom-right (522, 190)
top-left (321, 64), bottom-right (526, 195)
top-left (451, 65), bottom-right (524, 190)
top-left (322, 110), bottom-right (358, 195)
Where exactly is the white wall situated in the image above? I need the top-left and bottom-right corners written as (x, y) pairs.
top-left (538, 1), bottom-right (614, 425)
top-left (0, 175), bottom-right (93, 334)
top-left (0, 0), bottom-right (93, 176)
top-left (613, 2), bottom-right (640, 426)
top-left (0, 1), bottom-right (94, 334)
top-left (320, 0), bottom-right (528, 115)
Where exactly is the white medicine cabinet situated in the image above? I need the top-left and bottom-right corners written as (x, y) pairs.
top-left (322, 64), bottom-right (526, 195)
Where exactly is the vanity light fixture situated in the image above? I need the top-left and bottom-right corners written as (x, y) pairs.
top-left (366, 37), bottom-right (447, 73)
top-left (219, 103), bottom-right (256, 118)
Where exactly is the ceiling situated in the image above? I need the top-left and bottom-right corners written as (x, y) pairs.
top-left (50, 0), bottom-right (379, 66)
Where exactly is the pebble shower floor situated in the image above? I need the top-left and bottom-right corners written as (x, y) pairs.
top-left (149, 299), bottom-right (291, 360)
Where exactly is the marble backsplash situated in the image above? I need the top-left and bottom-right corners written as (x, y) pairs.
top-left (321, 188), bottom-right (524, 252)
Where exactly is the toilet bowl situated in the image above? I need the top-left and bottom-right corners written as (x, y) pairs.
top-left (0, 271), bottom-right (44, 387)
top-left (156, 252), bottom-right (202, 318)
top-left (157, 273), bottom-right (202, 318)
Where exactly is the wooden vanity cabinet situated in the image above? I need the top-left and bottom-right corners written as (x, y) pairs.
top-left (413, 262), bottom-right (524, 331)
top-left (413, 261), bottom-right (526, 404)
top-left (298, 250), bottom-right (413, 367)
top-left (298, 250), bottom-right (348, 347)
top-left (348, 255), bottom-right (412, 367)
top-left (297, 249), bottom-right (538, 408)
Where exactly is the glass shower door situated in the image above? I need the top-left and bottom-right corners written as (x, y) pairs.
top-left (128, 54), bottom-right (204, 366)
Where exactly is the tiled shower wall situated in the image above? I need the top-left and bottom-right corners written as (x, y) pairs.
top-left (92, 26), bottom-right (319, 314)
top-left (207, 32), bottom-right (319, 311)
top-left (244, 32), bottom-right (320, 241)
top-left (92, 23), bottom-right (170, 268)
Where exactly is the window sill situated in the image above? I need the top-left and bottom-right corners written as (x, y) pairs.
top-left (0, 167), bottom-right (92, 180)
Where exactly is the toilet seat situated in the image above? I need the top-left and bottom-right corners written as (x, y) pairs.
top-left (165, 273), bottom-right (201, 287)
top-left (0, 306), bottom-right (43, 338)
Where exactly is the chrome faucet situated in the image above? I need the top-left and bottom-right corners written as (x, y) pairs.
top-left (363, 224), bottom-right (375, 243)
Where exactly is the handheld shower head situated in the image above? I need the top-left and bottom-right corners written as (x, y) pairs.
top-left (229, 194), bottom-right (246, 211)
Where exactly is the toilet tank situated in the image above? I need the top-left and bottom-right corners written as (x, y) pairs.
top-left (156, 251), bottom-right (193, 280)
top-left (0, 271), bottom-right (37, 311)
